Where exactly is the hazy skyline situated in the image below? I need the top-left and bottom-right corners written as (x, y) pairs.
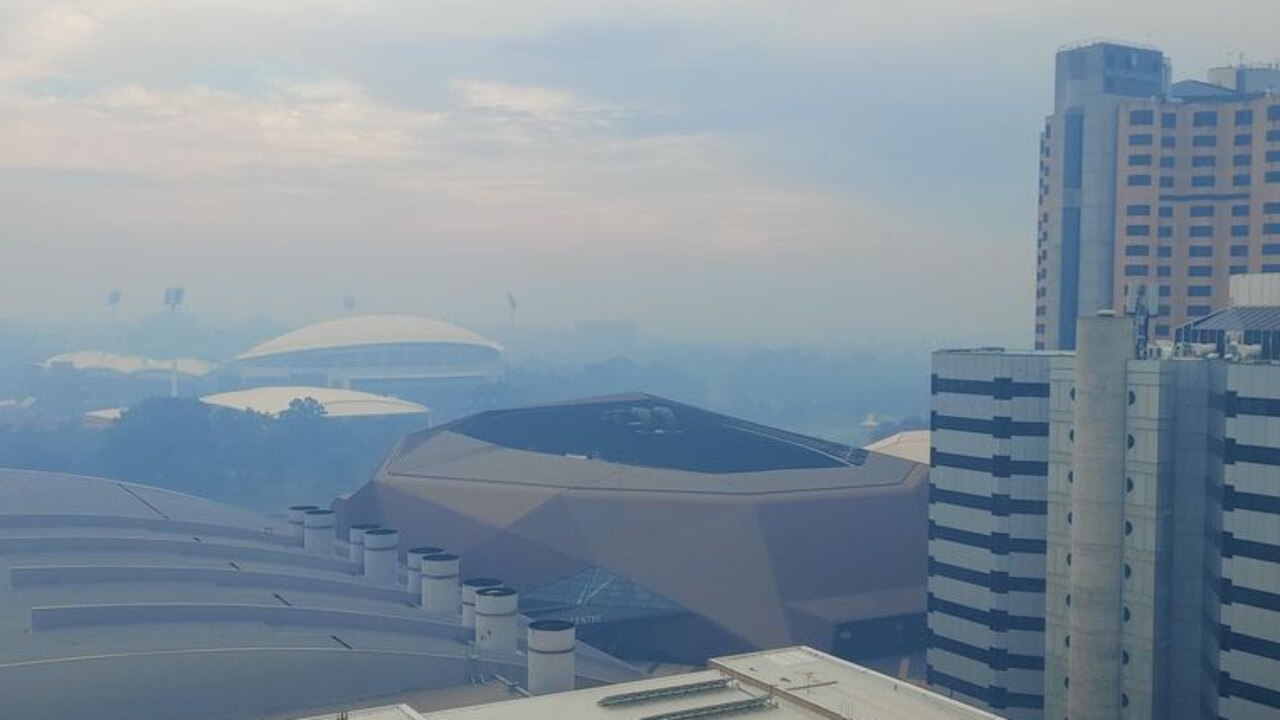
top-left (2, 0), bottom-right (1278, 349)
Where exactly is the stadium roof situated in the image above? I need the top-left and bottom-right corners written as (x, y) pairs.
top-left (238, 315), bottom-right (502, 361)
top-left (44, 351), bottom-right (216, 378)
top-left (0, 469), bottom-right (638, 720)
top-left (202, 387), bottom-right (429, 418)
top-left (295, 646), bottom-right (1006, 720)
top-left (864, 430), bottom-right (930, 465)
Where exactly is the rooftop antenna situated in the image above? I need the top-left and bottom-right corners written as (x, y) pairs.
top-left (162, 287), bottom-right (185, 397)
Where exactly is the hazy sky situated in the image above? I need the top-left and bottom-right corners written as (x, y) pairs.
top-left (1, 0), bottom-right (1277, 349)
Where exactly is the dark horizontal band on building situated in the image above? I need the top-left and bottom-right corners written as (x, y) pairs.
top-left (1221, 533), bottom-right (1280, 563)
top-left (928, 593), bottom-right (1046, 632)
top-left (928, 558), bottom-right (1045, 594)
top-left (929, 486), bottom-right (1048, 516)
top-left (931, 375), bottom-right (1050, 399)
top-left (925, 665), bottom-right (1044, 710)
top-left (929, 522), bottom-right (1047, 555)
top-left (932, 450), bottom-right (1049, 478)
top-left (931, 413), bottom-right (1050, 438)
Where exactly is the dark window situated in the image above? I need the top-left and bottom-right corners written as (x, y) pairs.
top-left (1188, 285), bottom-right (1212, 297)
top-left (1189, 266), bottom-right (1213, 277)
top-left (1191, 205), bottom-right (1214, 217)
top-left (1193, 155), bottom-right (1216, 168)
top-left (1237, 109), bottom-right (1254, 125)
top-left (1130, 133), bottom-right (1153, 146)
top-left (1268, 171), bottom-right (1280, 183)
top-left (1125, 245), bottom-right (1150, 256)
top-left (1129, 154), bottom-right (1152, 166)
top-left (1266, 223), bottom-right (1280, 234)
top-left (1236, 133), bottom-right (1253, 146)
top-left (1154, 324), bottom-right (1169, 335)
top-left (1129, 174), bottom-right (1152, 186)
top-left (1126, 204), bottom-right (1151, 216)
top-left (1265, 243), bottom-right (1280, 255)
top-left (1160, 176), bottom-right (1174, 188)
top-left (1233, 205), bottom-right (1250, 217)
top-left (1188, 304), bottom-right (1212, 316)
top-left (1124, 265), bottom-right (1150, 277)
top-left (1235, 174), bottom-right (1252, 187)
top-left (1158, 284), bottom-right (1171, 296)
top-left (1193, 135), bottom-right (1217, 147)
top-left (1269, 129), bottom-right (1280, 141)
top-left (1129, 109), bottom-right (1154, 125)
top-left (1231, 245), bottom-right (1249, 257)
top-left (1161, 112), bottom-right (1176, 129)
top-left (1160, 156), bottom-right (1175, 168)
top-left (1161, 136), bottom-right (1176, 148)
top-left (1126, 224), bottom-right (1150, 236)
top-left (1157, 246), bottom-right (1172, 258)
top-left (1158, 226), bottom-right (1173, 238)
top-left (1190, 225), bottom-right (1213, 238)
top-left (1268, 150), bottom-right (1280, 162)
top-left (1266, 264), bottom-right (1280, 273)
top-left (1269, 105), bottom-right (1280, 121)
top-left (1268, 202), bottom-right (1280, 214)
top-left (1194, 111), bottom-right (1219, 127)
top-left (1159, 206), bottom-right (1173, 218)
top-left (1232, 225), bottom-right (1250, 237)
top-left (1192, 176), bottom-right (1216, 187)
top-left (1235, 154), bottom-right (1253, 166)
top-left (1190, 245), bottom-right (1213, 257)
top-left (1158, 266), bottom-right (1171, 277)
top-left (1063, 113), bottom-right (1083, 190)
top-left (1231, 265), bottom-right (1249, 275)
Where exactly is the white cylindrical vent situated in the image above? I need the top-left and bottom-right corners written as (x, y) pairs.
top-left (527, 620), bottom-right (575, 695)
top-left (475, 587), bottom-right (519, 653)
top-left (461, 578), bottom-right (502, 628)
top-left (416, 550), bottom-right (454, 611)
top-left (347, 523), bottom-right (381, 566)
top-left (302, 509), bottom-right (335, 556)
top-left (362, 528), bottom-right (399, 586)
top-left (287, 505), bottom-right (318, 543)
top-left (406, 546), bottom-right (443, 599)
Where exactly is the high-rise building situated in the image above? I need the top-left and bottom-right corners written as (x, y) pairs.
top-left (1036, 41), bottom-right (1280, 351)
top-left (932, 274), bottom-right (1280, 720)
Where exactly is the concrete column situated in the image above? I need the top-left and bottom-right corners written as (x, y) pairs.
top-left (421, 553), bottom-right (460, 615)
top-left (462, 578), bottom-right (502, 629)
top-left (287, 505), bottom-right (318, 544)
top-left (347, 523), bottom-right (381, 566)
top-left (362, 529), bottom-right (399, 586)
top-left (406, 546), bottom-right (443, 600)
top-left (1067, 311), bottom-right (1133, 720)
top-left (475, 587), bottom-right (518, 653)
top-left (527, 620), bottom-right (575, 695)
top-left (302, 509), bottom-right (335, 557)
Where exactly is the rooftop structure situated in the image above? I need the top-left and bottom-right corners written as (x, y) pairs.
top-left (864, 430), bottom-right (930, 465)
top-left (237, 315), bottom-right (501, 363)
top-left (0, 469), bottom-right (638, 720)
top-left (292, 646), bottom-right (1007, 720)
top-left (337, 393), bottom-right (930, 665)
top-left (43, 351), bottom-right (217, 378)
top-left (201, 386), bottom-right (429, 419)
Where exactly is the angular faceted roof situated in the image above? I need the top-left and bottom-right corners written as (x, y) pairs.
top-left (202, 387), bottom-right (429, 418)
top-left (863, 430), bottom-right (930, 465)
top-left (238, 315), bottom-right (501, 361)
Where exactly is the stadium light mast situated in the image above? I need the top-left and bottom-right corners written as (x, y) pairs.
top-left (107, 289), bottom-right (123, 351)
top-left (163, 287), bottom-right (185, 397)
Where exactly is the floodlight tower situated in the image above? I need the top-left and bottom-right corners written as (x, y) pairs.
top-left (107, 289), bottom-right (123, 351)
top-left (163, 287), bottom-right (185, 397)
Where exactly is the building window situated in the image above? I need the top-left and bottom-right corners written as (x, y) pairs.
top-left (1190, 205), bottom-right (1214, 217)
top-left (1235, 154), bottom-right (1253, 166)
top-left (1190, 245), bottom-right (1213, 257)
top-left (1193, 135), bottom-right (1217, 147)
top-left (1192, 176), bottom-right (1216, 187)
top-left (1231, 245), bottom-right (1249, 257)
top-left (1266, 264), bottom-right (1280, 273)
top-left (1237, 109), bottom-right (1255, 125)
top-left (1268, 150), bottom-right (1280, 162)
top-left (1125, 265), bottom-right (1150, 277)
top-left (1154, 324), bottom-right (1170, 335)
top-left (1192, 155), bottom-right (1216, 168)
top-left (1189, 266), bottom-right (1213, 277)
top-left (1236, 133), bottom-right (1253, 146)
top-left (1269, 105), bottom-right (1280, 121)
top-left (1162, 112), bottom-right (1176, 129)
top-left (1188, 286), bottom-right (1212, 297)
top-left (1194, 111), bottom-right (1219, 127)
top-left (1158, 284), bottom-right (1172, 296)
top-left (1125, 245), bottom-right (1150, 256)
top-left (1231, 265), bottom-right (1249, 274)
top-left (1158, 226), bottom-right (1173, 238)
top-left (1268, 171), bottom-right (1280, 183)
top-left (1130, 133), bottom-right (1154, 146)
top-left (1159, 206), bottom-right (1173, 218)
top-left (1157, 246), bottom-right (1172, 258)
top-left (1160, 176), bottom-right (1175, 188)
top-left (1267, 202), bottom-right (1280, 214)
top-left (1129, 154), bottom-right (1152, 166)
top-left (1265, 223), bottom-right (1280, 234)
top-left (1162, 136), bottom-right (1176, 149)
top-left (1129, 109), bottom-right (1154, 125)
top-left (1190, 225), bottom-right (1213, 238)
top-left (1232, 224), bottom-right (1250, 237)
top-left (1233, 205), bottom-right (1250, 217)
top-left (1264, 243), bottom-right (1280, 255)
top-left (1269, 129), bottom-right (1280, 142)
top-left (1160, 156), bottom-right (1175, 168)
top-left (1235, 174), bottom-right (1252, 187)
top-left (1129, 174), bottom-right (1152, 186)
top-left (1126, 204), bottom-right (1151, 216)
top-left (1189, 304), bottom-right (1212, 316)
top-left (1126, 224), bottom-right (1151, 236)
top-left (1158, 266), bottom-right (1171, 277)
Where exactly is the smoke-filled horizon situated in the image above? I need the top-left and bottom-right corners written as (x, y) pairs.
top-left (1, 0), bottom-right (1276, 348)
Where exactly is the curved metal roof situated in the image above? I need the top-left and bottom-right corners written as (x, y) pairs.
top-left (237, 316), bottom-right (502, 362)
top-left (201, 387), bottom-right (429, 418)
top-left (44, 351), bottom-right (216, 378)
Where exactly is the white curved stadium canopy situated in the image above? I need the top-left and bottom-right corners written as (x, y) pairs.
top-left (44, 351), bottom-right (216, 378)
top-left (201, 387), bottom-right (429, 418)
top-left (237, 315), bottom-right (502, 362)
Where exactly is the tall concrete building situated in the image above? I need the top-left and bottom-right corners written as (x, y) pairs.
top-left (933, 275), bottom-right (1280, 720)
top-left (1036, 41), bottom-right (1280, 350)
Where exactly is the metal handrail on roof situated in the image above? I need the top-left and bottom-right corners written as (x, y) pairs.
top-left (637, 697), bottom-right (775, 720)
top-left (597, 678), bottom-right (731, 707)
